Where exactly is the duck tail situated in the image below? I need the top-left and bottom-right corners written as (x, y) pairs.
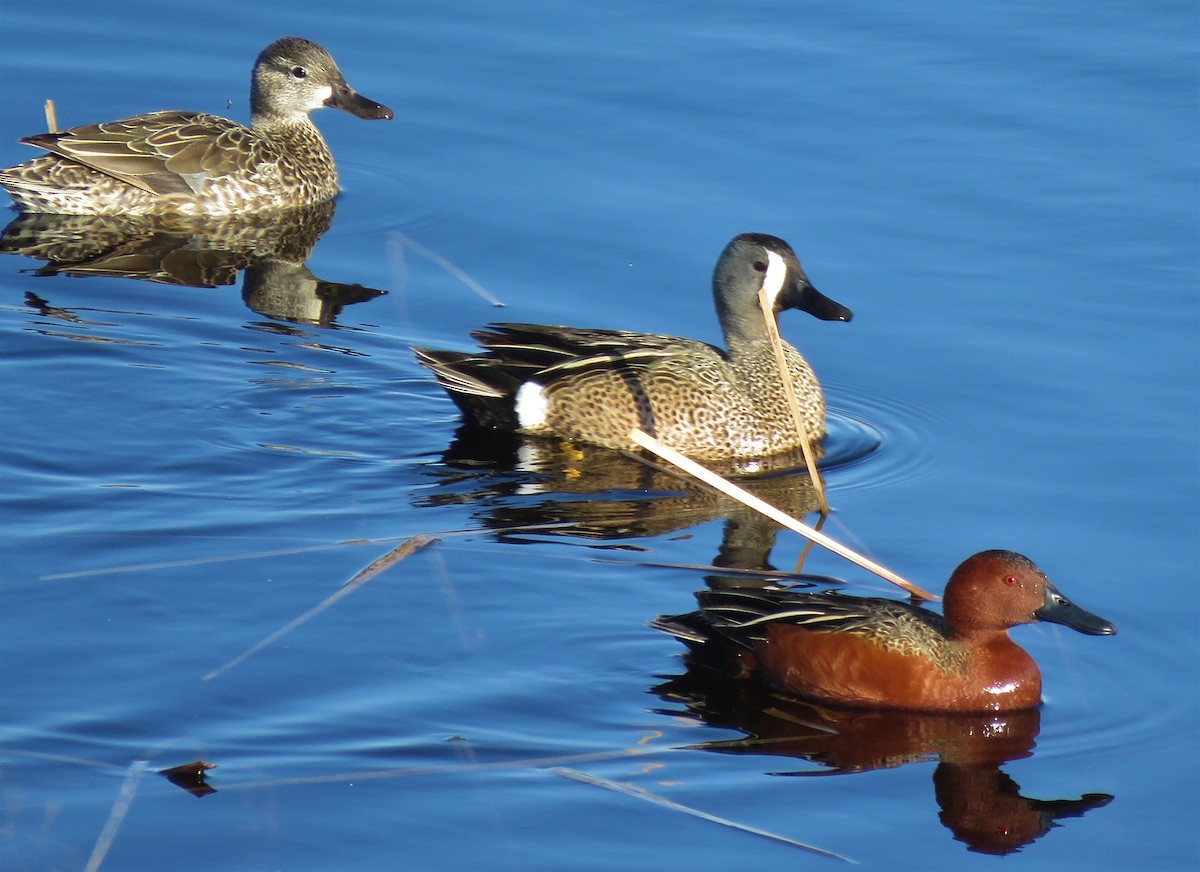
top-left (413, 346), bottom-right (523, 429)
top-left (649, 611), bottom-right (716, 648)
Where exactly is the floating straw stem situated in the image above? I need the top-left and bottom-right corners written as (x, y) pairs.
top-left (628, 428), bottom-right (937, 601)
top-left (44, 99), bottom-right (58, 133)
top-left (758, 288), bottom-right (828, 513)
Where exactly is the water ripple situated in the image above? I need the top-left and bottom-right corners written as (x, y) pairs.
top-left (822, 380), bottom-right (948, 492)
top-left (332, 156), bottom-right (446, 235)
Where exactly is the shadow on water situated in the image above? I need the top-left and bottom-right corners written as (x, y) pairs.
top-left (0, 202), bottom-right (386, 326)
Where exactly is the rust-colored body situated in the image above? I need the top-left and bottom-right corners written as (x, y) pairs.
top-left (654, 550), bottom-right (1115, 712)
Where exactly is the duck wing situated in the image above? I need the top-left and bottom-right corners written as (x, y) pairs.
top-left (655, 587), bottom-right (948, 657)
top-left (21, 111), bottom-right (271, 196)
top-left (470, 322), bottom-right (726, 378)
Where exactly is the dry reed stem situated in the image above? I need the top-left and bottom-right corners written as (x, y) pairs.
top-left (628, 428), bottom-right (937, 601)
top-left (553, 767), bottom-right (853, 861)
top-left (758, 287), bottom-right (828, 512)
top-left (44, 99), bottom-right (58, 133)
top-left (340, 533), bottom-right (438, 588)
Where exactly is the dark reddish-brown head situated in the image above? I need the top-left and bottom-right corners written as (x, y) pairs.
top-left (942, 550), bottom-right (1116, 639)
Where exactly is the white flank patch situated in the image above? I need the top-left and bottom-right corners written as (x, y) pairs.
top-left (514, 381), bottom-right (549, 429)
top-left (760, 250), bottom-right (788, 307)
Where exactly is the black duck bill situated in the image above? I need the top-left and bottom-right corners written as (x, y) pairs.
top-left (779, 276), bottom-right (854, 323)
top-left (1033, 581), bottom-right (1117, 636)
top-left (325, 82), bottom-right (393, 120)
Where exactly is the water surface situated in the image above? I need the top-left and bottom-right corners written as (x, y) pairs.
top-left (0, 2), bottom-right (1195, 870)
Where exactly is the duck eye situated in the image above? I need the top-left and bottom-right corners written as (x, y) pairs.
top-left (291, 66), bottom-right (307, 79)
top-left (752, 261), bottom-right (767, 272)
top-left (1003, 575), bottom-right (1018, 586)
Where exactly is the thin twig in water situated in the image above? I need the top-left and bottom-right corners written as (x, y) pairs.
top-left (214, 747), bottom-right (657, 791)
top-left (389, 231), bottom-right (505, 307)
top-left (201, 535), bottom-right (437, 681)
top-left (628, 428), bottom-right (937, 601)
top-left (44, 98), bottom-right (58, 133)
top-left (40, 543), bottom-right (355, 581)
top-left (83, 759), bottom-right (149, 872)
top-left (553, 767), bottom-right (853, 862)
top-left (340, 533), bottom-right (438, 588)
top-left (759, 287), bottom-right (829, 512)
top-left (39, 523), bottom-right (576, 582)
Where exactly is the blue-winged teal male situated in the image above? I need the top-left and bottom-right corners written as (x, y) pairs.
top-left (415, 233), bottom-right (852, 461)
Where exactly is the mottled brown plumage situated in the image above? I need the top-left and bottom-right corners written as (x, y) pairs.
top-left (0, 37), bottom-right (392, 215)
top-left (414, 233), bottom-right (853, 461)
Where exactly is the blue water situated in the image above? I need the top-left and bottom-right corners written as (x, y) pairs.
top-left (0, 1), bottom-right (1196, 870)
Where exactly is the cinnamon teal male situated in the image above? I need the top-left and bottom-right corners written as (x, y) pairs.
top-left (414, 233), bottom-right (853, 462)
top-left (0, 37), bottom-right (392, 216)
top-left (652, 550), bottom-right (1116, 712)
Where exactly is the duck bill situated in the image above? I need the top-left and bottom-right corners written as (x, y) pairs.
top-left (325, 83), bottom-right (394, 120)
top-left (1034, 582), bottom-right (1117, 636)
top-left (778, 279), bottom-right (853, 323)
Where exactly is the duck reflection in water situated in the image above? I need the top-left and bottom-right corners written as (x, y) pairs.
top-left (654, 666), bottom-right (1113, 855)
top-left (419, 420), bottom-right (1113, 855)
top-left (0, 201), bottom-right (385, 326)
top-left (418, 425), bottom-right (831, 572)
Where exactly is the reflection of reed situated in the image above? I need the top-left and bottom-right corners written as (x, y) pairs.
top-left (654, 667), bottom-right (1113, 855)
top-left (0, 203), bottom-right (386, 325)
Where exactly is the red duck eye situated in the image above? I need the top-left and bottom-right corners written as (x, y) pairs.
top-left (1003, 575), bottom-right (1018, 586)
